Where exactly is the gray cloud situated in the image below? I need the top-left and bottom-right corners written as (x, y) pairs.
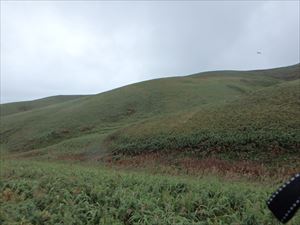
top-left (1, 1), bottom-right (299, 103)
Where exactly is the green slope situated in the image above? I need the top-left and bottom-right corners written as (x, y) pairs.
top-left (0, 64), bottom-right (299, 163)
top-left (106, 80), bottom-right (300, 162)
top-left (0, 95), bottom-right (85, 116)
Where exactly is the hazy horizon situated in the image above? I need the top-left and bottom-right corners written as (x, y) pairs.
top-left (1, 62), bottom-right (299, 104)
top-left (1, 1), bottom-right (299, 103)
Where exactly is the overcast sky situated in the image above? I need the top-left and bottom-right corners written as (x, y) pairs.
top-left (1, 1), bottom-right (299, 103)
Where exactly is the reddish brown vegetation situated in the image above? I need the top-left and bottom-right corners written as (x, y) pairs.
top-left (103, 152), bottom-right (299, 180)
top-left (9, 147), bottom-right (298, 180)
top-left (79, 126), bottom-right (94, 132)
top-left (1, 188), bottom-right (20, 202)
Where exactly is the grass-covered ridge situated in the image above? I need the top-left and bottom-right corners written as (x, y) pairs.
top-left (1, 160), bottom-right (299, 225)
top-left (0, 64), bottom-right (299, 163)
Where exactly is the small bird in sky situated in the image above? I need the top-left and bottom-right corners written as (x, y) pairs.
top-left (257, 51), bottom-right (262, 55)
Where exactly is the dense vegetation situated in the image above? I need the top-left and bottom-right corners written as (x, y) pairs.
top-left (2, 160), bottom-right (299, 225)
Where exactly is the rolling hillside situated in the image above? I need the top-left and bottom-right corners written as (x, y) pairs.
top-left (106, 79), bottom-right (300, 162)
top-left (1, 64), bottom-right (299, 164)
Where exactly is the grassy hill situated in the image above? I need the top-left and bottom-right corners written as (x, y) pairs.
top-left (0, 64), bottom-right (299, 165)
top-left (106, 79), bottom-right (300, 162)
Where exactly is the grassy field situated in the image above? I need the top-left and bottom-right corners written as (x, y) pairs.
top-left (1, 64), bottom-right (299, 224)
top-left (1, 160), bottom-right (299, 225)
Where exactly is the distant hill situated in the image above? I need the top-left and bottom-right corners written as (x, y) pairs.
top-left (1, 95), bottom-right (85, 116)
top-left (1, 63), bottom-right (299, 164)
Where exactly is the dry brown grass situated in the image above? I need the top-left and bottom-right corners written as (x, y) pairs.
top-left (103, 152), bottom-right (299, 181)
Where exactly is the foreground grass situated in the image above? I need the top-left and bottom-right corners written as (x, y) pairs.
top-left (1, 160), bottom-right (299, 225)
